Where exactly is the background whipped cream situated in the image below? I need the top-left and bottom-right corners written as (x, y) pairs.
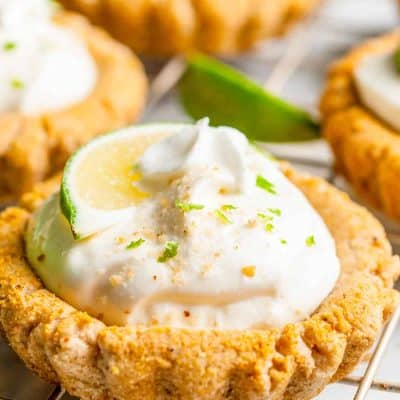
top-left (0, 0), bottom-right (97, 115)
top-left (355, 50), bottom-right (400, 131)
top-left (26, 122), bottom-right (340, 330)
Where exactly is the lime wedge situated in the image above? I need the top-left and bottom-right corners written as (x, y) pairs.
top-left (179, 53), bottom-right (319, 142)
top-left (394, 47), bottom-right (400, 74)
top-left (60, 124), bottom-right (186, 239)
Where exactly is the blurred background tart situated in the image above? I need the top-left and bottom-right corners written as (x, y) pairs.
top-left (58, 0), bottom-right (321, 56)
top-left (320, 31), bottom-right (400, 222)
top-left (0, 0), bottom-right (147, 203)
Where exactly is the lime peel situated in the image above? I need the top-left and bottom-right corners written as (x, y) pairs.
top-left (179, 53), bottom-right (320, 143)
top-left (394, 47), bottom-right (400, 74)
top-left (59, 123), bottom-right (190, 239)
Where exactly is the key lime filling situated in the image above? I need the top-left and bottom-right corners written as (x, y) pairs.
top-left (25, 121), bottom-right (340, 329)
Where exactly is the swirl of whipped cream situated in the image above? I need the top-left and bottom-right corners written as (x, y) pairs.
top-left (26, 121), bottom-right (340, 329)
top-left (138, 119), bottom-right (249, 193)
top-left (0, 0), bottom-right (97, 115)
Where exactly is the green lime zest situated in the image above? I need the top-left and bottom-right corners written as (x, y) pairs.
top-left (257, 212), bottom-right (273, 221)
top-left (265, 223), bottom-right (274, 232)
top-left (126, 238), bottom-right (145, 249)
top-left (257, 212), bottom-right (275, 232)
top-left (215, 209), bottom-right (232, 224)
top-left (179, 53), bottom-right (320, 143)
top-left (221, 204), bottom-right (237, 211)
top-left (175, 200), bottom-right (204, 212)
top-left (306, 235), bottom-right (316, 247)
top-left (267, 208), bottom-right (281, 216)
top-left (11, 78), bottom-right (24, 89)
top-left (158, 241), bottom-right (179, 263)
top-left (3, 41), bottom-right (16, 51)
top-left (256, 175), bottom-right (277, 195)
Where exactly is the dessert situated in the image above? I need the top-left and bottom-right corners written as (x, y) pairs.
top-left (58, 0), bottom-right (321, 56)
top-left (0, 0), bottom-right (147, 201)
top-left (27, 119), bottom-right (340, 328)
top-left (320, 31), bottom-right (400, 221)
top-left (1, 121), bottom-right (399, 399)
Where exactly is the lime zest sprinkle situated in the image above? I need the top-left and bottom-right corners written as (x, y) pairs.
top-left (306, 235), bottom-right (316, 247)
top-left (11, 78), bottom-right (24, 89)
top-left (215, 209), bottom-right (232, 224)
top-left (280, 239), bottom-right (288, 245)
top-left (257, 212), bottom-right (275, 232)
top-left (126, 238), bottom-right (145, 249)
top-left (215, 204), bottom-right (236, 224)
top-left (175, 199), bottom-right (204, 212)
top-left (257, 212), bottom-right (273, 221)
top-left (265, 223), bottom-right (274, 232)
top-left (158, 241), bottom-right (179, 263)
top-left (256, 175), bottom-right (276, 195)
top-left (267, 208), bottom-right (281, 216)
top-left (3, 41), bottom-right (16, 51)
top-left (221, 204), bottom-right (237, 211)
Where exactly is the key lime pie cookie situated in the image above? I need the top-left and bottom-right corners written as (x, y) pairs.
top-left (0, 0), bottom-right (147, 201)
top-left (1, 120), bottom-right (399, 399)
top-left (58, 0), bottom-right (320, 56)
top-left (320, 31), bottom-right (400, 222)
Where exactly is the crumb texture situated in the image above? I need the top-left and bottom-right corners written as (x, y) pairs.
top-left (0, 11), bottom-right (147, 202)
top-left (58, 0), bottom-right (321, 56)
top-left (1, 166), bottom-right (399, 399)
top-left (320, 30), bottom-right (400, 222)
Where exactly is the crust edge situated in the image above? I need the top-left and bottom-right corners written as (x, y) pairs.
top-left (1, 166), bottom-right (399, 399)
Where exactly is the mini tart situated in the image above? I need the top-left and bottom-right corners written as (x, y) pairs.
top-left (320, 31), bottom-right (400, 222)
top-left (58, 0), bottom-right (320, 56)
top-left (1, 165), bottom-right (399, 400)
top-left (0, 11), bottom-right (147, 203)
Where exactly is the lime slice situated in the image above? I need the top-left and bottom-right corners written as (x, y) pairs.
top-left (60, 124), bottom-right (188, 239)
top-left (179, 53), bottom-right (319, 142)
top-left (394, 47), bottom-right (400, 74)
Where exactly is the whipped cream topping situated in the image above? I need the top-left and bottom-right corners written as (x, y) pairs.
top-left (26, 121), bottom-right (340, 330)
top-left (0, 0), bottom-right (97, 115)
top-left (138, 119), bottom-right (249, 193)
top-left (355, 50), bottom-right (400, 131)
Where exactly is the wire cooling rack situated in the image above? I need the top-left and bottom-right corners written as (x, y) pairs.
top-left (1, 1), bottom-right (400, 399)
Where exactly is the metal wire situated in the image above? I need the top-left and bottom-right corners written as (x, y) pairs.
top-left (263, 11), bottom-right (318, 93)
top-left (353, 306), bottom-right (400, 399)
top-left (47, 387), bottom-right (65, 400)
top-left (343, 376), bottom-right (400, 394)
top-left (141, 56), bottom-right (186, 120)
